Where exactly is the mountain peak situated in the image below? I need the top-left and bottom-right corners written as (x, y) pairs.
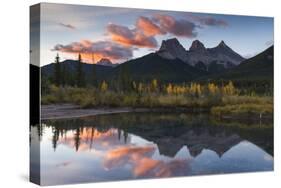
top-left (158, 38), bottom-right (188, 62)
top-left (189, 40), bottom-right (206, 51)
top-left (96, 58), bottom-right (113, 66)
top-left (159, 38), bottom-right (181, 50)
top-left (217, 40), bottom-right (228, 48)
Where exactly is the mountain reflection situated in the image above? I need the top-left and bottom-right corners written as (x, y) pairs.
top-left (35, 112), bottom-right (273, 185)
top-left (104, 145), bottom-right (191, 177)
top-left (41, 112), bottom-right (273, 156)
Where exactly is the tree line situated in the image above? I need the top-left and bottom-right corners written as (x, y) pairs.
top-left (50, 53), bottom-right (132, 90)
top-left (43, 53), bottom-right (272, 97)
top-left (53, 53), bottom-right (86, 87)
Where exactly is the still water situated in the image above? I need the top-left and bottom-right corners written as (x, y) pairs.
top-left (31, 112), bottom-right (273, 185)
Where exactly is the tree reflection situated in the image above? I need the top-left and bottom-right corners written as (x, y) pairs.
top-left (74, 128), bottom-right (81, 152)
top-left (52, 127), bottom-right (59, 151)
top-left (41, 112), bottom-right (273, 156)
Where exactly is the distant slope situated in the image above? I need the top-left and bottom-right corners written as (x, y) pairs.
top-left (201, 46), bottom-right (273, 81)
top-left (41, 60), bottom-right (113, 82)
top-left (109, 53), bottom-right (208, 83)
top-left (42, 46), bottom-right (273, 84)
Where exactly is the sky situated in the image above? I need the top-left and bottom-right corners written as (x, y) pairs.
top-left (31, 3), bottom-right (274, 66)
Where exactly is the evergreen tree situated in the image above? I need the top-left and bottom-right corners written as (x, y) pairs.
top-left (91, 54), bottom-right (98, 87)
top-left (54, 53), bottom-right (61, 86)
top-left (76, 53), bottom-right (85, 87)
top-left (61, 63), bottom-right (66, 87)
top-left (41, 71), bottom-right (50, 95)
top-left (118, 64), bottom-right (131, 91)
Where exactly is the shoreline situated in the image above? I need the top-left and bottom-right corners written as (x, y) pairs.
top-left (41, 104), bottom-right (272, 121)
top-left (41, 104), bottom-right (151, 120)
top-left (41, 104), bottom-right (209, 120)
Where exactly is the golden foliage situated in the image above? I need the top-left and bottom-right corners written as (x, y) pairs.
top-left (151, 79), bottom-right (158, 92)
top-left (222, 81), bottom-right (237, 95)
top-left (100, 80), bottom-right (108, 92)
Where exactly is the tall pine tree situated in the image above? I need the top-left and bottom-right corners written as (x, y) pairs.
top-left (91, 53), bottom-right (98, 87)
top-left (61, 63), bottom-right (66, 87)
top-left (118, 64), bottom-right (131, 91)
top-left (76, 53), bottom-right (85, 87)
top-left (54, 53), bottom-right (61, 86)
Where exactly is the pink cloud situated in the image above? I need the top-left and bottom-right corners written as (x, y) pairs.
top-left (107, 23), bottom-right (158, 48)
top-left (136, 16), bottom-right (166, 36)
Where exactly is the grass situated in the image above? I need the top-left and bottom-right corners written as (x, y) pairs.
top-left (210, 95), bottom-right (273, 117)
top-left (41, 85), bottom-right (273, 118)
top-left (211, 103), bottom-right (273, 116)
top-left (221, 95), bottom-right (272, 105)
top-left (42, 87), bottom-right (220, 109)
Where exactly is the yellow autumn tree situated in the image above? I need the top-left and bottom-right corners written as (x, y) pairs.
top-left (223, 81), bottom-right (236, 95)
top-left (190, 83), bottom-right (197, 96)
top-left (166, 83), bottom-right (173, 94)
top-left (178, 85), bottom-right (186, 94)
top-left (151, 79), bottom-right (158, 92)
top-left (138, 82), bottom-right (143, 93)
top-left (184, 85), bottom-right (190, 95)
top-left (208, 83), bottom-right (219, 95)
top-left (190, 83), bottom-right (202, 97)
top-left (100, 80), bottom-right (108, 92)
top-left (173, 85), bottom-right (180, 95)
top-left (196, 84), bottom-right (202, 96)
top-left (132, 81), bottom-right (137, 91)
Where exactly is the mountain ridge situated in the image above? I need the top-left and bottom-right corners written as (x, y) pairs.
top-left (157, 38), bottom-right (245, 70)
top-left (96, 58), bottom-right (118, 67)
top-left (41, 40), bottom-right (273, 84)
top-left (199, 45), bottom-right (273, 81)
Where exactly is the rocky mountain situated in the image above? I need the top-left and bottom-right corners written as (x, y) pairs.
top-left (96, 58), bottom-right (117, 67)
top-left (207, 40), bottom-right (245, 65)
top-left (41, 40), bottom-right (272, 85)
top-left (157, 38), bottom-right (188, 62)
top-left (207, 45), bottom-right (273, 81)
top-left (189, 39), bottom-right (206, 52)
top-left (157, 38), bottom-right (245, 71)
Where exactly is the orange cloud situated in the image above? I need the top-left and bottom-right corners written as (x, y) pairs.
top-left (107, 23), bottom-right (158, 48)
top-left (136, 16), bottom-right (165, 36)
top-left (52, 40), bottom-right (133, 63)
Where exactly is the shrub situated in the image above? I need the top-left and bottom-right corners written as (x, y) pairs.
top-left (211, 103), bottom-right (273, 116)
top-left (41, 81), bottom-right (272, 119)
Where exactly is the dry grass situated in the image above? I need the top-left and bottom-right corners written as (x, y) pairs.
top-left (42, 85), bottom-right (273, 117)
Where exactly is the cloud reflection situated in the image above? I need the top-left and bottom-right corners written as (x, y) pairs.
top-left (56, 128), bottom-right (130, 152)
top-left (104, 145), bottom-right (191, 178)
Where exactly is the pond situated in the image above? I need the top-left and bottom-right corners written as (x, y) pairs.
top-left (31, 112), bottom-right (273, 185)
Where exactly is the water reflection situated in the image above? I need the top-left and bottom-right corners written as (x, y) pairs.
top-left (33, 112), bottom-right (273, 185)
